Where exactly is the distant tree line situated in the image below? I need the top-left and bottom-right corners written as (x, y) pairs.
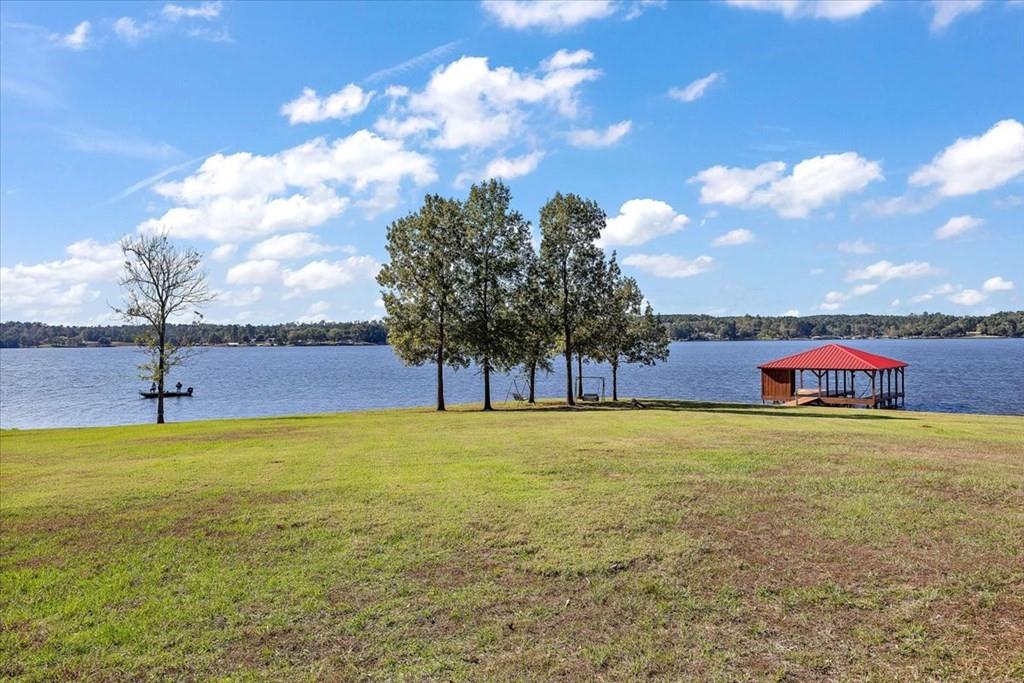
top-left (378, 180), bottom-right (670, 410)
top-left (0, 320), bottom-right (388, 349)
top-left (4, 311), bottom-right (1020, 352)
top-left (663, 311), bottom-right (1023, 341)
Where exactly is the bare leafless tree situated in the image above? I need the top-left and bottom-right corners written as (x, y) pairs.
top-left (114, 234), bottom-right (214, 424)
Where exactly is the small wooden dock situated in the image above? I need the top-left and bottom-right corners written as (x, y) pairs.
top-left (783, 390), bottom-right (904, 409)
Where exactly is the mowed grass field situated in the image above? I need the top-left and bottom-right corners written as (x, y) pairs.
top-left (1, 401), bottom-right (1023, 681)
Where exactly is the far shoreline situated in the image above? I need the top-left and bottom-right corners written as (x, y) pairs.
top-left (3, 334), bottom-right (1020, 350)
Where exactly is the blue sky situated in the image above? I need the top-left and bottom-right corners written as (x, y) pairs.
top-left (1, 0), bottom-right (1022, 325)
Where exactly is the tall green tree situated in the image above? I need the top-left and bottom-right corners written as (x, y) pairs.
top-left (593, 254), bottom-right (671, 400)
top-left (458, 180), bottom-right (532, 410)
top-left (115, 234), bottom-right (213, 424)
top-left (622, 304), bottom-right (670, 399)
top-left (572, 253), bottom-right (612, 399)
top-left (592, 254), bottom-right (642, 401)
top-left (377, 195), bottom-right (467, 411)
top-left (539, 192), bottom-right (606, 406)
top-left (510, 245), bottom-right (558, 403)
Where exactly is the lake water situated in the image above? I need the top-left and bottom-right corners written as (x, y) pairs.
top-left (1, 339), bottom-right (1022, 429)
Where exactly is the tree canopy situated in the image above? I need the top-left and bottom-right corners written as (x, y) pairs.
top-left (115, 234), bottom-right (213, 424)
top-left (377, 194), bottom-right (468, 411)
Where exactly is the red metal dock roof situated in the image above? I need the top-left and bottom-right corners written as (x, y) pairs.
top-left (758, 343), bottom-right (908, 371)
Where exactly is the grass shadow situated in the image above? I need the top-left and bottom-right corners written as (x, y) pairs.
top-left (510, 398), bottom-right (917, 421)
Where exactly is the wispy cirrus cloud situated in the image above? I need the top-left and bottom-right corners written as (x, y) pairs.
top-left (669, 72), bottom-right (721, 103)
top-left (58, 124), bottom-right (181, 161)
top-left (364, 40), bottom-right (461, 83)
top-left (107, 146), bottom-right (230, 203)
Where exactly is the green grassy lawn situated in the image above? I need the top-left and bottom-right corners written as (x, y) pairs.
top-left (2, 401), bottom-right (1022, 681)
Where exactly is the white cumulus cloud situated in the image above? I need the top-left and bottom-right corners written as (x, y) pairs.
top-left (910, 119), bottom-right (1024, 197)
top-left (297, 300), bottom-right (331, 323)
top-left (542, 48), bottom-right (594, 70)
top-left (690, 152), bottom-right (883, 218)
top-left (567, 120), bottom-right (632, 148)
top-left (139, 130), bottom-right (436, 241)
top-left (225, 259), bottom-right (280, 285)
top-left (818, 282), bottom-right (878, 311)
top-left (281, 85), bottom-right (374, 125)
top-left (941, 276), bottom-right (1015, 306)
top-left (209, 243), bottom-right (238, 261)
top-left (483, 151), bottom-right (545, 179)
top-left (711, 228), bottom-right (755, 247)
top-left (622, 253), bottom-right (713, 278)
top-left (930, 0), bottom-right (983, 33)
top-left (599, 199), bottom-right (689, 247)
top-left (0, 240), bottom-right (121, 319)
top-left (949, 288), bottom-right (986, 306)
top-left (983, 276), bottom-right (1015, 292)
top-left (481, 0), bottom-right (617, 30)
top-left (113, 17), bottom-right (151, 43)
top-left (457, 151), bottom-right (545, 186)
top-left (846, 260), bottom-right (937, 282)
top-left (248, 232), bottom-right (336, 260)
top-left (386, 52), bottom-right (601, 151)
top-left (935, 215), bottom-right (983, 240)
top-left (218, 286), bottom-right (263, 307)
top-left (725, 0), bottom-right (880, 20)
top-left (838, 239), bottom-right (876, 254)
top-left (51, 21), bottom-right (91, 50)
top-left (162, 1), bottom-right (223, 20)
top-left (281, 256), bottom-right (381, 294)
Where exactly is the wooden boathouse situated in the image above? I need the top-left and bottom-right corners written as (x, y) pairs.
top-left (759, 344), bottom-right (907, 409)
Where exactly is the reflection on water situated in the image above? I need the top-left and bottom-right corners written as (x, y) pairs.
top-left (1, 338), bottom-right (1021, 428)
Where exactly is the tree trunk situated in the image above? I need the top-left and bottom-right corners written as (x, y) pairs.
top-left (528, 361), bottom-right (536, 404)
top-left (563, 347), bottom-right (573, 406)
top-left (436, 343), bottom-right (446, 411)
top-left (577, 354), bottom-right (584, 399)
top-left (482, 359), bottom-right (492, 411)
top-left (612, 360), bottom-right (618, 401)
top-left (156, 329), bottom-right (165, 424)
top-left (563, 323), bottom-right (574, 406)
top-left (436, 311), bottom-right (447, 411)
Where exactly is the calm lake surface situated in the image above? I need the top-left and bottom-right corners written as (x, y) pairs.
top-left (1, 339), bottom-right (1022, 429)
